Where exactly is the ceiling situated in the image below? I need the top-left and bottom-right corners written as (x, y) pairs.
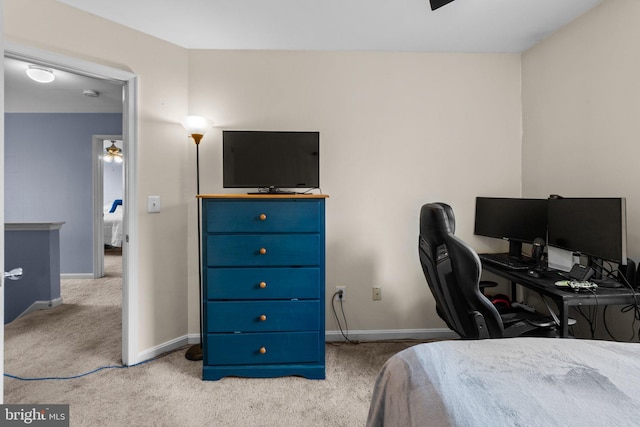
top-left (56, 0), bottom-right (603, 53)
top-left (5, 0), bottom-right (605, 113)
top-left (4, 57), bottom-right (123, 113)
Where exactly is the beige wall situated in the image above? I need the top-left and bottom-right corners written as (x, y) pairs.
top-left (4, 0), bottom-right (525, 352)
top-left (523, 0), bottom-right (640, 262)
top-left (522, 0), bottom-right (640, 339)
top-left (189, 50), bottom-right (523, 333)
top-left (4, 0), bottom-right (191, 353)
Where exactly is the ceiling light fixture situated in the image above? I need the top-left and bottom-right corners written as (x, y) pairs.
top-left (26, 65), bottom-right (55, 83)
top-left (103, 141), bottom-right (123, 163)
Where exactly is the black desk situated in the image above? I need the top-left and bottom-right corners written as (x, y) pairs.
top-left (481, 261), bottom-right (639, 337)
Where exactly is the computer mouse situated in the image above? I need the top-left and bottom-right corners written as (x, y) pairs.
top-left (527, 269), bottom-right (542, 279)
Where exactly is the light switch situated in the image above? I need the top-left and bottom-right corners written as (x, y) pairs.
top-left (147, 196), bottom-right (161, 213)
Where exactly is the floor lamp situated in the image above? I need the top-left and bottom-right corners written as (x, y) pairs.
top-left (182, 115), bottom-right (213, 361)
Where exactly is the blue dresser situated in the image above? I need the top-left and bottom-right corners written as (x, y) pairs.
top-left (201, 195), bottom-right (327, 380)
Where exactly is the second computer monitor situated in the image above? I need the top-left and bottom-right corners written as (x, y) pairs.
top-left (547, 197), bottom-right (627, 265)
top-left (474, 197), bottom-right (548, 257)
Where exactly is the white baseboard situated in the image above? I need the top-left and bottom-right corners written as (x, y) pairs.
top-left (61, 273), bottom-right (94, 280)
top-left (133, 329), bottom-right (457, 366)
top-left (325, 328), bottom-right (458, 342)
top-left (133, 335), bottom-right (193, 365)
top-left (16, 297), bottom-right (63, 320)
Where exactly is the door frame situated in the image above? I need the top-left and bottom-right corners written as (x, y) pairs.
top-left (4, 42), bottom-right (139, 365)
top-left (93, 135), bottom-right (123, 279)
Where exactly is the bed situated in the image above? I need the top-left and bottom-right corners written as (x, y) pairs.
top-left (366, 337), bottom-right (640, 427)
top-left (104, 199), bottom-right (123, 247)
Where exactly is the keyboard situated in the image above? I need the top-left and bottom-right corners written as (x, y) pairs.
top-left (479, 253), bottom-right (534, 271)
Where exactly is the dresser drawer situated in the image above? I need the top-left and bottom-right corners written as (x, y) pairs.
top-left (205, 200), bottom-right (321, 233)
top-left (207, 267), bottom-right (320, 300)
top-left (207, 301), bottom-right (319, 332)
top-left (206, 331), bottom-right (321, 366)
top-left (207, 234), bottom-right (320, 267)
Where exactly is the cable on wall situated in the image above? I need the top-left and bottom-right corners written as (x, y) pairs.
top-left (331, 290), bottom-right (357, 344)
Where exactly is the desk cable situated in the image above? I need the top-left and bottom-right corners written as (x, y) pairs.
top-left (604, 261), bottom-right (640, 342)
top-left (579, 259), bottom-right (640, 341)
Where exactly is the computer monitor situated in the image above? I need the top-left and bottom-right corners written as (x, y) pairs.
top-left (547, 197), bottom-right (627, 265)
top-left (474, 197), bottom-right (548, 258)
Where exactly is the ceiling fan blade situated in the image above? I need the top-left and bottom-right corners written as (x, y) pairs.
top-left (430, 0), bottom-right (455, 11)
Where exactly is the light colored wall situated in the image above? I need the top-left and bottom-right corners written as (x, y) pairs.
top-left (189, 50), bottom-right (523, 333)
top-left (4, 0), bottom-right (191, 352)
top-left (522, 0), bottom-right (640, 339)
top-left (4, 0), bottom-right (524, 351)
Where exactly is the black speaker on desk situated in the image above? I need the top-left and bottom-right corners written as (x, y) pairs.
top-left (531, 237), bottom-right (545, 265)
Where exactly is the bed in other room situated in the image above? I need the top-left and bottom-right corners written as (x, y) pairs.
top-left (104, 199), bottom-right (123, 247)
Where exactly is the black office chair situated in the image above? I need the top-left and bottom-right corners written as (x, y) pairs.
top-left (418, 202), bottom-right (559, 339)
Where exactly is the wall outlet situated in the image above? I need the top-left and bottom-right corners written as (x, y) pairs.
top-left (336, 286), bottom-right (346, 301)
top-left (372, 287), bottom-right (382, 301)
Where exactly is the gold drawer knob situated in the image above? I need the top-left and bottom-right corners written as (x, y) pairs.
top-left (259, 347), bottom-right (267, 355)
top-left (259, 213), bottom-right (267, 221)
top-left (259, 248), bottom-right (267, 255)
top-left (259, 281), bottom-right (267, 289)
top-left (259, 314), bottom-right (267, 322)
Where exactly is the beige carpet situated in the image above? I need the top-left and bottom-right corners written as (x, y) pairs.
top-left (4, 253), bottom-right (423, 426)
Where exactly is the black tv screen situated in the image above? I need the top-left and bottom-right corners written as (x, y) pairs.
top-left (223, 131), bottom-right (319, 191)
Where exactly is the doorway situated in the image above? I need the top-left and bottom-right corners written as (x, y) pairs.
top-left (94, 136), bottom-right (124, 279)
top-left (4, 42), bottom-right (139, 365)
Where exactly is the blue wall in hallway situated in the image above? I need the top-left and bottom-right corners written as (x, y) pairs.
top-left (5, 113), bottom-right (123, 275)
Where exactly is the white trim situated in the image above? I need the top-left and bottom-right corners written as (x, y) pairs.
top-left (135, 335), bottom-right (191, 363)
top-left (12, 297), bottom-right (63, 321)
top-left (186, 332), bottom-right (201, 344)
top-left (1, 4), bottom-right (5, 401)
top-left (325, 328), bottom-right (459, 342)
top-left (92, 134), bottom-right (124, 280)
top-left (135, 330), bottom-right (456, 370)
top-left (5, 222), bottom-right (65, 231)
top-left (122, 75), bottom-right (138, 365)
top-left (4, 42), bottom-right (139, 366)
top-left (61, 273), bottom-right (95, 280)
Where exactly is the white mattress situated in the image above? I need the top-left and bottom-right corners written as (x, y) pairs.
top-left (104, 210), bottom-right (123, 247)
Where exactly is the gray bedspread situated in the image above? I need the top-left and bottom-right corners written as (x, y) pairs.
top-left (367, 338), bottom-right (640, 427)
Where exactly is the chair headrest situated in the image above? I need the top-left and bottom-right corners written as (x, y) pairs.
top-left (419, 203), bottom-right (456, 248)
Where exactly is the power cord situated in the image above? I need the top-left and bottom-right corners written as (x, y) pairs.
top-left (331, 290), bottom-right (357, 344)
top-left (574, 259), bottom-right (640, 341)
top-left (572, 291), bottom-right (599, 339)
top-left (4, 345), bottom-right (188, 381)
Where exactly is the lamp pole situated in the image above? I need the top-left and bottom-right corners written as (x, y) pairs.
top-left (182, 116), bottom-right (212, 361)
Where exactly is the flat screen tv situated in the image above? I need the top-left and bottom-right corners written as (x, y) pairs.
top-left (222, 130), bottom-right (320, 193)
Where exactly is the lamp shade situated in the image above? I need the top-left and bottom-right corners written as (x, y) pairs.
top-left (182, 116), bottom-right (213, 144)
